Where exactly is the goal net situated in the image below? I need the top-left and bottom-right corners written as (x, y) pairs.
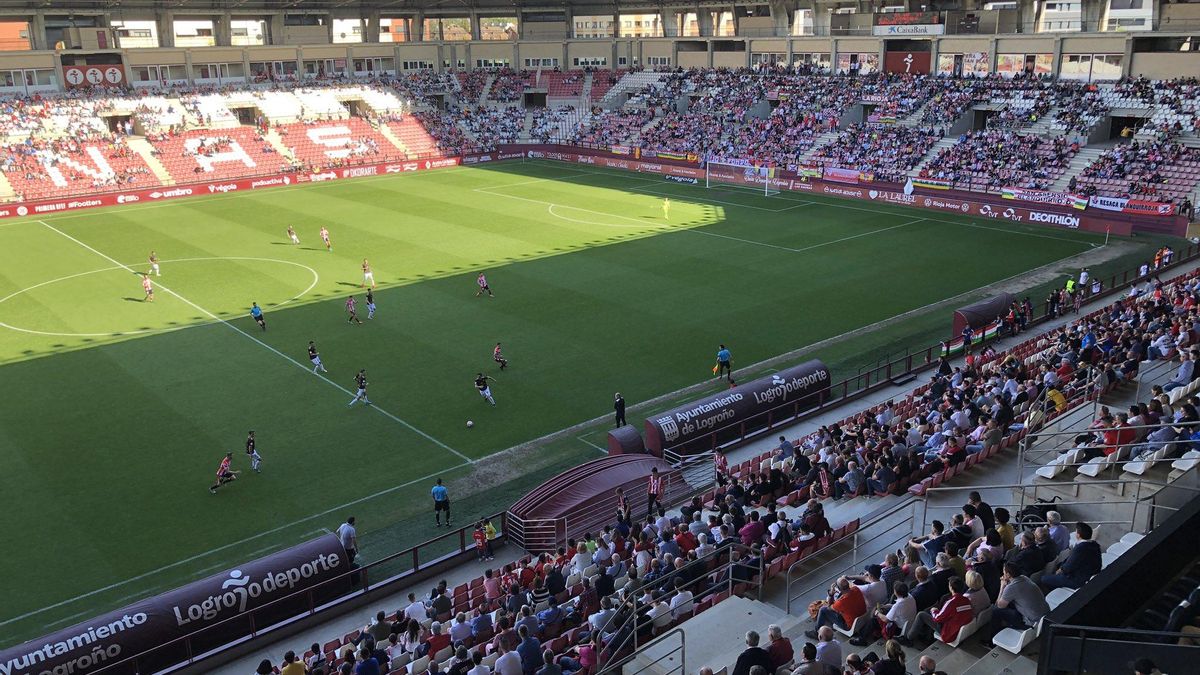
top-left (705, 161), bottom-right (780, 196)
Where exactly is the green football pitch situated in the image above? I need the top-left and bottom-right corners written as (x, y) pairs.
top-left (0, 158), bottom-right (1137, 645)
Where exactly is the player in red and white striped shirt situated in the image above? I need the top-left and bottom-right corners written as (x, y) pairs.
top-left (647, 467), bottom-right (665, 519)
top-left (345, 295), bottom-right (363, 325)
top-left (475, 272), bottom-right (494, 298)
top-left (209, 452), bottom-right (240, 494)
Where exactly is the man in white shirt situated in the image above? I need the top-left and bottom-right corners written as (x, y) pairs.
top-left (814, 626), bottom-right (842, 669)
top-left (336, 517), bottom-right (358, 562)
top-left (404, 593), bottom-right (427, 623)
top-left (669, 578), bottom-right (694, 618)
top-left (494, 642), bottom-right (523, 675)
top-left (589, 597), bottom-right (616, 633)
top-left (449, 612), bottom-right (474, 643)
top-left (466, 652), bottom-right (491, 675)
top-left (848, 564), bottom-right (888, 608)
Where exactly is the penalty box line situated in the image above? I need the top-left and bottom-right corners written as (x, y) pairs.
top-left (35, 219), bottom-right (472, 465)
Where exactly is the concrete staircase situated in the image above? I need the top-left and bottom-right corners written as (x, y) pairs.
top-left (626, 596), bottom-right (803, 675)
top-left (127, 137), bottom-right (175, 186)
top-left (378, 123), bottom-right (414, 157)
top-left (376, 122), bottom-right (410, 156)
top-left (261, 129), bottom-right (295, 162)
top-left (520, 110), bottom-right (534, 141)
top-left (1023, 106), bottom-right (1063, 137)
top-left (628, 117), bottom-right (661, 146)
top-left (478, 75), bottom-right (495, 107)
top-left (581, 72), bottom-right (595, 107)
top-left (909, 136), bottom-right (957, 176)
top-left (798, 129), bottom-right (841, 163)
top-left (0, 171), bottom-right (16, 200)
top-left (1050, 145), bottom-right (1105, 192)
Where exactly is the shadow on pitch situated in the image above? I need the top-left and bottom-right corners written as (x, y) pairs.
top-left (122, 297), bottom-right (145, 302)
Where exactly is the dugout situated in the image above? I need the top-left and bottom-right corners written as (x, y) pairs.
top-left (951, 293), bottom-right (1014, 337)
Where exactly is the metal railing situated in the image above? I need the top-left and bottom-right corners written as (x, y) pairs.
top-left (82, 512), bottom-right (509, 674)
top-left (784, 501), bottom-right (918, 613)
top-left (919, 480), bottom-right (1200, 542)
top-left (1017, 420), bottom-right (1200, 481)
top-left (605, 627), bottom-right (686, 675)
top-left (1039, 624), bottom-right (1200, 675)
top-left (596, 542), bottom-right (763, 672)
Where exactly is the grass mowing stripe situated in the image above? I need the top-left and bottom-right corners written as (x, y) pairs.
top-left (0, 462), bottom-right (470, 629)
top-left (687, 218), bottom-right (926, 253)
top-left (37, 219), bottom-right (472, 464)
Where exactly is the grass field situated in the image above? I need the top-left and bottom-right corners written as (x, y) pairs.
top-left (0, 158), bottom-right (1139, 646)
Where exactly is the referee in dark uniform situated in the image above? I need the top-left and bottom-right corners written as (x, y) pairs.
top-left (614, 392), bottom-right (626, 427)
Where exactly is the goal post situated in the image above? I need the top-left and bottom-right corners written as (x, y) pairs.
top-left (705, 161), bottom-right (780, 197)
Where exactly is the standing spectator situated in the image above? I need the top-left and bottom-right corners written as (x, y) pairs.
top-left (337, 517), bottom-right (359, 563)
top-left (432, 478), bottom-right (451, 527)
top-left (614, 393), bottom-right (627, 427)
top-left (515, 625), bottom-right (541, 675)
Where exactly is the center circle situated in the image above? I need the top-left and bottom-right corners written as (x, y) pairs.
top-left (0, 257), bottom-right (319, 338)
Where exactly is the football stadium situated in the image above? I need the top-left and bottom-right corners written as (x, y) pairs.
top-left (1, 1), bottom-right (1200, 674)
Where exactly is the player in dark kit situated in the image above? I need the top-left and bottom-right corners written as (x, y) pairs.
top-left (308, 340), bottom-right (328, 373)
top-left (493, 342), bottom-right (508, 370)
top-left (349, 369), bottom-right (372, 406)
top-left (475, 373), bottom-right (497, 405)
top-left (245, 431), bottom-right (262, 472)
top-left (210, 452), bottom-right (240, 493)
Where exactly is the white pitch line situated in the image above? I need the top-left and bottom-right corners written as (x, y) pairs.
top-left (35, 219), bottom-right (471, 464)
top-left (480, 186), bottom-right (923, 255)
top-left (577, 435), bottom-right (607, 453)
top-left (0, 463), bottom-right (469, 628)
top-left (522, 159), bottom-right (1097, 246)
top-left (626, 183), bottom-right (809, 212)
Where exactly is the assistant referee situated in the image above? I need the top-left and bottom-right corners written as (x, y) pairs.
top-left (432, 478), bottom-right (451, 527)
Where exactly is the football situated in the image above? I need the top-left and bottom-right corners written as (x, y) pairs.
top-left (466, 420), bottom-right (474, 428)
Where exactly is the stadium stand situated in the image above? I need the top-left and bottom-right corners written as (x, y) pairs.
top-left (148, 127), bottom-right (292, 181)
top-left (1075, 140), bottom-right (1200, 204)
top-left (274, 118), bottom-right (402, 168)
top-left (0, 136), bottom-right (159, 200)
top-left (808, 124), bottom-right (941, 182)
top-left (921, 131), bottom-right (1079, 192)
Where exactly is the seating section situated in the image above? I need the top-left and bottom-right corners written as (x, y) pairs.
top-left (542, 71), bottom-right (584, 97)
top-left (572, 109), bottom-right (653, 145)
top-left (149, 127), bottom-right (291, 181)
top-left (1076, 140), bottom-right (1200, 204)
top-left (488, 69), bottom-right (533, 103)
top-left (275, 118), bottom-right (402, 168)
top-left (453, 107), bottom-right (524, 148)
top-left (921, 131), bottom-right (1078, 192)
top-left (530, 107), bottom-right (582, 143)
top-left (589, 69), bottom-right (626, 102)
top-left (386, 118), bottom-right (444, 158)
top-left (809, 124), bottom-right (941, 182)
top-left (0, 137), bottom-right (160, 201)
top-left (409, 112), bottom-right (478, 156)
top-left (457, 71), bottom-right (489, 103)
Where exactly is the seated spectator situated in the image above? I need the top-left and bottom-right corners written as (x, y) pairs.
top-left (732, 630), bottom-right (773, 675)
top-left (805, 576), bottom-right (866, 637)
top-left (984, 563), bottom-right (1050, 648)
top-left (908, 576), bottom-right (973, 644)
top-left (765, 623), bottom-right (793, 670)
top-left (814, 626), bottom-right (842, 671)
top-left (449, 612), bottom-right (473, 644)
top-left (515, 625), bottom-right (541, 675)
top-left (1040, 522), bottom-right (1102, 591)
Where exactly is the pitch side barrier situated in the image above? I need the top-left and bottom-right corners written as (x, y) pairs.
top-left (508, 143), bottom-right (1191, 238)
top-left (0, 535), bottom-right (351, 675)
